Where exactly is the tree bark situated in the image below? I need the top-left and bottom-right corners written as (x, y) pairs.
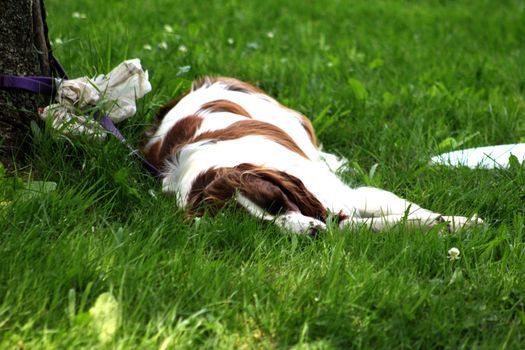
top-left (0, 0), bottom-right (51, 171)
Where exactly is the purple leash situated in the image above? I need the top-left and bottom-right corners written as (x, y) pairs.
top-left (98, 114), bottom-right (161, 176)
top-left (0, 75), bottom-right (55, 95)
top-left (0, 72), bottom-right (161, 177)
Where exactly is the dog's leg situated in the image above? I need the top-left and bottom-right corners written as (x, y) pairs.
top-left (340, 214), bottom-right (416, 232)
top-left (339, 214), bottom-right (450, 232)
top-left (342, 187), bottom-right (481, 232)
top-left (352, 186), bottom-right (438, 219)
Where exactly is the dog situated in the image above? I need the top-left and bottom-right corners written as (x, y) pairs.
top-left (143, 76), bottom-right (481, 234)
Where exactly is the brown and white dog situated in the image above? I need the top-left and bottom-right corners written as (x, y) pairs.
top-left (143, 76), bottom-right (481, 234)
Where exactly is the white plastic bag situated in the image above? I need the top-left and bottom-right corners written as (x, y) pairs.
top-left (430, 144), bottom-right (525, 169)
top-left (39, 59), bottom-right (151, 138)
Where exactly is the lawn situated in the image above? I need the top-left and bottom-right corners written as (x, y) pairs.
top-left (1, 0), bottom-right (525, 348)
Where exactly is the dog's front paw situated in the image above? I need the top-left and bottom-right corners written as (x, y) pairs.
top-left (276, 212), bottom-right (326, 236)
top-left (441, 215), bottom-right (484, 232)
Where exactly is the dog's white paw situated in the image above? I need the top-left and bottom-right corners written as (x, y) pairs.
top-left (276, 212), bottom-right (326, 235)
top-left (441, 215), bottom-right (484, 232)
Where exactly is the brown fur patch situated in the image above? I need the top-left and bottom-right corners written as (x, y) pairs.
top-left (152, 116), bottom-right (203, 169)
top-left (199, 99), bottom-right (252, 118)
top-left (187, 163), bottom-right (326, 222)
top-left (192, 120), bottom-right (308, 159)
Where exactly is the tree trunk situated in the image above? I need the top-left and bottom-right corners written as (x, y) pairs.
top-left (0, 0), bottom-right (52, 171)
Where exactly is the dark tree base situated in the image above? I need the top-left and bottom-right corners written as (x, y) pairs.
top-left (0, 0), bottom-right (51, 172)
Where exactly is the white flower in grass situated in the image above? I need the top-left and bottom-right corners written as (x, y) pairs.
top-left (163, 24), bottom-right (174, 33)
top-left (448, 247), bottom-right (460, 261)
top-left (72, 12), bottom-right (87, 19)
top-left (178, 44), bottom-right (188, 53)
top-left (266, 31), bottom-right (275, 39)
top-left (158, 41), bottom-right (168, 50)
top-left (143, 44), bottom-right (152, 51)
top-left (246, 41), bottom-right (260, 50)
top-left (54, 38), bottom-right (63, 45)
top-left (177, 65), bottom-right (191, 76)
top-left (227, 38), bottom-right (234, 45)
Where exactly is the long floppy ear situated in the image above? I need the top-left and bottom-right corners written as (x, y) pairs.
top-left (186, 166), bottom-right (326, 235)
top-left (186, 165), bottom-right (326, 220)
top-left (186, 167), bottom-right (298, 217)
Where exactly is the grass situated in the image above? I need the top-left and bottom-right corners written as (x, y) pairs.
top-left (1, 0), bottom-right (525, 348)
